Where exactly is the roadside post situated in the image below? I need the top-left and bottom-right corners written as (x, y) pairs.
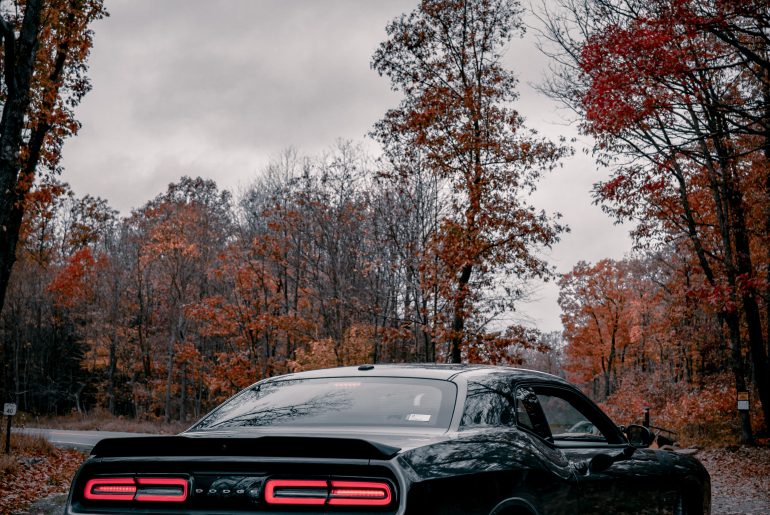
top-left (3, 402), bottom-right (16, 453)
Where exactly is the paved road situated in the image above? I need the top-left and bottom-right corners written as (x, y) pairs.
top-left (19, 428), bottom-right (153, 452)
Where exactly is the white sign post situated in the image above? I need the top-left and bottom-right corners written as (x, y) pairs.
top-left (3, 402), bottom-right (16, 453)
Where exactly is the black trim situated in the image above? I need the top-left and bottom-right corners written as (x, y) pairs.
top-left (91, 436), bottom-right (401, 460)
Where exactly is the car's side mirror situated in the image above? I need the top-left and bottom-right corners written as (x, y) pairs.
top-left (625, 424), bottom-right (655, 448)
top-left (587, 446), bottom-right (635, 474)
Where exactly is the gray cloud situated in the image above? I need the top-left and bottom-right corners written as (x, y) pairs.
top-left (60, 0), bottom-right (632, 333)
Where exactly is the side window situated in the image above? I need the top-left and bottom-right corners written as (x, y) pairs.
top-left (461, 381), bottom-right (515, 428)
top-left (514, 387), bottom-right (552, 441)
top-left (535, 389), bottom-right (609, 443)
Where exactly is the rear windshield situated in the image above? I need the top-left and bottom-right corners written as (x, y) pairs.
top-left (191, 377), bottom-right (457, 430)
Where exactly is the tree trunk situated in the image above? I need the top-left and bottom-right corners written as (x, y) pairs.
top-left (762, 69), bottom-right (770, 428)
top-left (107, 333), bottom-right (117, 415)
top-left (164, 336), bottom-right (174, 424)
top-left (691, 96), bottom-right (762, 438)
top-left (450, 264), bottom-right (473, 363)
top-left (726, 164), bottom-right (770, 430)
top-left (725, 312), bottom-right (754, 444)
top-left (179, 364), bottom-right (186, 422)
top-left (0, 1), bottom-right (43, 313)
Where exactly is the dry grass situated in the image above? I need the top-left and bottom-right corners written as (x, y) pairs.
top-left (17, 408), bottom-right (188, 435)
top-left (8, 432), bottom-right (54, 454)
top-left (0, 453), bottom-right (18, 474)
top-left (0, 431), bottom-right (54, 458)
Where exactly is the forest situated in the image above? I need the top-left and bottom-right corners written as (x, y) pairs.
top-left (0, 0), bottom-right (768, 445)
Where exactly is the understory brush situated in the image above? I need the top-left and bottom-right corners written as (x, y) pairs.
top-left (16, 407), bottom-right (188, 435)
top-left (600, 372), bottom-right (766, 447)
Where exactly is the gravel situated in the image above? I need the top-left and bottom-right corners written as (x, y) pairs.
top-left (697, 446), bottom-right (770, 515)
top-left (12, 493), bottom-right (67, 515)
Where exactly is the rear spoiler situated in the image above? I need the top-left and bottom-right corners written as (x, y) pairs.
top-left (91, 435), bottom-right (401, 460)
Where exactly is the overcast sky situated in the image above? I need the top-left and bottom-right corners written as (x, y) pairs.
top-left (59, 0), bottom-right (632, 333)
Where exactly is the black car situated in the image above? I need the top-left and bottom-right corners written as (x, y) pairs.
top-left (65, 364), bottom-right (711, 514)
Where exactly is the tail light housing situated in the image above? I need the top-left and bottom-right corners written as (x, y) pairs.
top-left (329, 480), bottom-right (392, 506)
top-left (84, 476), bottom-right (188, 503)
top-left (83, 478), bottom-right (136, 501)
top-left (265, 478), bottom-right (393, 507)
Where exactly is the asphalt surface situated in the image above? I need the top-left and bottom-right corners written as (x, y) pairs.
top-left (19, 428), bottom-right (153, 452)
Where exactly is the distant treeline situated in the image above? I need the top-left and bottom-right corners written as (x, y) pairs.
top-left (0, 147), bottom-right (562, 422)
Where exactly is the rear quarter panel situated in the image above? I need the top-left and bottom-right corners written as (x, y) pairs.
top-left (394, 428), bottom-right (578, 515)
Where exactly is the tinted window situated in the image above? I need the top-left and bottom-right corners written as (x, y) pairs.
top-left (537, 392), bottom-right (607, 442)
top-left (461, 381), bottom-right (515, 428)
top-left (191, 377), bottom-right (457, 430)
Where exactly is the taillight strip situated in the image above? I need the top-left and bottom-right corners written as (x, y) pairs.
top-left (83, 477), bottom-right (189, 503)
top-left (329, 480), bottom-right (392, 506)
top-left (264, 478), bottom-right (393, 507)
top-left (84, 478), bottom-right (136, 501)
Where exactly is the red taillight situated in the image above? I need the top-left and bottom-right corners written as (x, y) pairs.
top-left (84, 478), bottom-right (136, 501)
top-left (264, 479), bottom-right (393, 507)
top-left (329, 480), bottom-right (392, 506)
top-left (83, 477), bottom-right (188, 503)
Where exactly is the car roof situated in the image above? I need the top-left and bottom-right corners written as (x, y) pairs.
top-left (268, 363), bottom-right (570, 385)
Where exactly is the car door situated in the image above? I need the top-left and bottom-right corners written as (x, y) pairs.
top-left (459, 377), bottom-right (579, 515)
top-left (514, 384), bottom-right (677, 514)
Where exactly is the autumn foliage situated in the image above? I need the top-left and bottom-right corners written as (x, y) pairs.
top-left (545, 0), bottom-right (770, 442)
top-left (0, 138), bottom-right (556, 423)
top-left (0, 0), bottom-right (768, 448)
top-left (559, 252), bottom-right (767, 443)
top-left (0, 0), bottom-right (107, 316)
top-left (372, 0), bottom-right (567, 363)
